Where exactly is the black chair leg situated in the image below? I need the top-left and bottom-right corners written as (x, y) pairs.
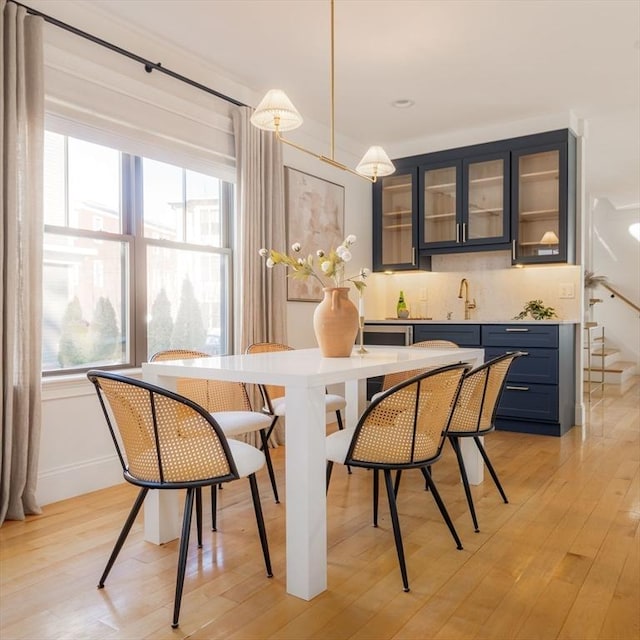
top-left (326, 461), bottom-right (334, 493)
top-left (195, 488), bottom-right (203, 548)
top-left (394, 470), bottom-right (402, 497)
top-left (449, 435), bottom-right (479, 532)
top-left (373, 468), bottom-right (379, 527)
top-left (424, 464), bottom-right (431, 491)
top-left (422, 468), bottom-right (464, 550)
top-left (259, 428), bottom-right (280, 503)
top-left (336, 411), bottom-right (352, 474)
top-left (248, 473), bottom-right (273, 578)
top-left (98, 487), bottom-right (148, 588)
top-left (211, 484), bottom-right (218, 531)
top-left (172, 487), bottom-right (196, 628)
top-left (383, 469), bottom-right (409, 592)
top-left (474, 435), bottom-right (508, 503)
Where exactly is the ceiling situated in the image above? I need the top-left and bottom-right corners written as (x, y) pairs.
top-left (77, 1), bottom-right (640, 207)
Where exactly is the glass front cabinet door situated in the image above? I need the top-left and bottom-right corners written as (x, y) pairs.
top-left (373, 168), bottom-right (424, 271)
top-left (463, 152), bottom-right (510, 246)
top-left (511, 134), bottom-right (575, 264)
top-left (421, 161), bottom-right (460, 248)
top-left (420, 151), bottom-right (509, 251)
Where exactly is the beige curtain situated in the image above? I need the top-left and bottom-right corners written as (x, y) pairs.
top-left (1, 0), bottom-right (44, 524)
top-left (232, 106), bottom-right (287, 350)
top-left (232, 106), bottom-right (287, 442)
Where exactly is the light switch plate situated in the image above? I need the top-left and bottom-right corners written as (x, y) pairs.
top-left (559, 283), bottom-right (575, 298)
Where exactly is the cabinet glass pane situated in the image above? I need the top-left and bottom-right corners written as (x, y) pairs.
top-left (467, 159), bottom-right (504, 240)
top-left (424, 166), bottom-right (457, 244)
top-left (516, 150), bottom-right (560, 258)
top-left (381, 172), bottom-right (413, 265)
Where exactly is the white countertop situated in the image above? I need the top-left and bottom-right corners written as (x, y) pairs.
top-left (365, 318), bottom-right (580, 325)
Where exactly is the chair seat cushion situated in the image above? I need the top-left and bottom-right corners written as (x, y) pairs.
top-left (325, 428), bottom-right (356, 463)
top-left (271, 393), bottom-right (347, 417)
top-left (211, 411), bottom-right (272, 436)
top-left (227, 439), bottom-right (265, 478)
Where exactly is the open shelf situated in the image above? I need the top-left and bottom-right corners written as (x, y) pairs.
top-left (383, 222), bottom-right (413, 231)
top-left (383, 182), bottom-right (411, 191)
top-left (383, 209), bottom-right (412, 217)
top-left (425, 181), bottom-right (456, 191)
top-left (520, 169), bottom-right (559, 182)
top-left (425, 211), bottom-right (455, 219)
top-left (469, 206), bottom-right (502, 216)
top-left (469, 175), bottom-right (503, 185)
top-left (519, 208), bottom-right (558, 220)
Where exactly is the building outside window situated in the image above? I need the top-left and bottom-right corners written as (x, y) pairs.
top-left (42, 132), bottom-right (233, 374)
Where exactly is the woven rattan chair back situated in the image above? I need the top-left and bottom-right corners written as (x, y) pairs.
top-left (245, 342), bottom-right (293, 411)
top-left (87, 370), bottom-right (237, 486)
top-left (150, 349), bottom-right (252, 412)
top-left (380, 339), bottom-right (460, 392)
top-left (449, 351), bottom-right (523, 435)
top-left (347, 363), bottom-right (468, 467)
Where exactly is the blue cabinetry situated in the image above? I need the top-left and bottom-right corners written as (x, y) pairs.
top-left (416, 322), bottom-right (575, 436)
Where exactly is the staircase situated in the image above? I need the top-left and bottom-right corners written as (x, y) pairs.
top-left (583, 323), bottom-right (636, 390)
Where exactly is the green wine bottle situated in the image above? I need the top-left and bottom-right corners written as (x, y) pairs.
top-left (397, 290), bottom-right (408, 318)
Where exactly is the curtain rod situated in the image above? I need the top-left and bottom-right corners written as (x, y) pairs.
top-left (10, 0), bottom-right (248, 108)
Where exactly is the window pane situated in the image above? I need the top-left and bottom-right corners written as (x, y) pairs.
top-left (147, 245), bottom-right (228, 358)
top-left (143, 159), bottom-right (184, 241)
top-left (186, 169), bottom-right (222, 246)
top-left (43, 131), bottom-right (66, 226)
top-left (42, 233), bottom-right (129, 371)
top-left (68, 138), bottom-right (121, 232)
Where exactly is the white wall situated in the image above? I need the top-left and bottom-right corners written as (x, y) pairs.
top-left (590, 198), bottom-right (640, 371)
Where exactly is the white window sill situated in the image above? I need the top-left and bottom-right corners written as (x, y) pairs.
top-left (41, 368), bottom-right (142, 401)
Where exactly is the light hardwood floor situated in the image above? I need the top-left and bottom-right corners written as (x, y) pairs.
top-left (1, 379), bottom-right (638, 640)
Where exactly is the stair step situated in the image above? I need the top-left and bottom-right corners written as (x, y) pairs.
top-left (584, 360), bottom-right (637, 385)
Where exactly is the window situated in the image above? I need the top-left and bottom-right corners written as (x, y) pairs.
top-left (42, 132), bottom-right (234, 374)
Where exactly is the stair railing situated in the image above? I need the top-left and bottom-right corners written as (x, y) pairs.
top-left (602, 283), bottom-right (640, 315)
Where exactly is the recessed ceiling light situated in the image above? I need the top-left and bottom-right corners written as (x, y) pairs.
top-left (392, 99), bottom-right (415, 109)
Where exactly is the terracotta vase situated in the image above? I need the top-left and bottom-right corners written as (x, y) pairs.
top-left (313, 287), bottom-right (359, 357)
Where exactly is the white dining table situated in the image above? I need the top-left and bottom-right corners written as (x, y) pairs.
top-left (142, 344), bottom-right (484, 601)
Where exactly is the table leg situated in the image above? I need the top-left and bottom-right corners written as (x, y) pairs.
top-left (141, 366), bottom-right (180, 543)
top-left (344, 378), bottom-right (366, 429)
top-left (284, 384), bottom-right (327, 600)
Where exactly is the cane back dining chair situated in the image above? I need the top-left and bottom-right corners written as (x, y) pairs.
top-left (447, 351), bottom-right (524, 532)
top-left (245, 340), bottom-right (348, 433)
top-left (325, 363), bottom-right (470, 592)
top-left (87, 370), bottom-right (272, 629)
top-left (378, 339), bottom-right (460, 394)
top-left (150, 349), bottom-right (279, 531)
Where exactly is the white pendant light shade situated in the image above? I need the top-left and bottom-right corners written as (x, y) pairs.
top-left (250, 89), bottom-right (304, 132)
top-left (356, 145), bottom-right (396, 179)
top-left (540, 230), bottom-right (559, 245)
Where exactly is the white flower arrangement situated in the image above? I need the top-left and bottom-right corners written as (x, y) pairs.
top-left (259, 234), bottom-right (369, 293)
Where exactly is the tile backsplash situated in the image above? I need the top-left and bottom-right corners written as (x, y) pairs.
top-left (365, 251), bottom-right (582, 322)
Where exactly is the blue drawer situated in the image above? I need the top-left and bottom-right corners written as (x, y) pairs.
top-left (484, 347), bottom-right (558, 384)
top-left (497, 382), bottom-right (558, 422)
top-left (482, 324), bottom-right (558, 348)
top-left (413, 324), bottom-right (481, 347)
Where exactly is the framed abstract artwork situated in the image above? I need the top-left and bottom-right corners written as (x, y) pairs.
top-left (285, 167), bottom-right (345, 302)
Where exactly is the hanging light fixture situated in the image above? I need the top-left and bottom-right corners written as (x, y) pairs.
top-left (250, 0), bottom-right (395, 183)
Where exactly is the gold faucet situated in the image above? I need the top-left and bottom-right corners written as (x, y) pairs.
top-left (458, 278), bottom-right (476, 320)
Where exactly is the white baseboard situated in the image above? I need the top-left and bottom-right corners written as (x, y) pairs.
top-left (36, 454), bottom-right (124, 506)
